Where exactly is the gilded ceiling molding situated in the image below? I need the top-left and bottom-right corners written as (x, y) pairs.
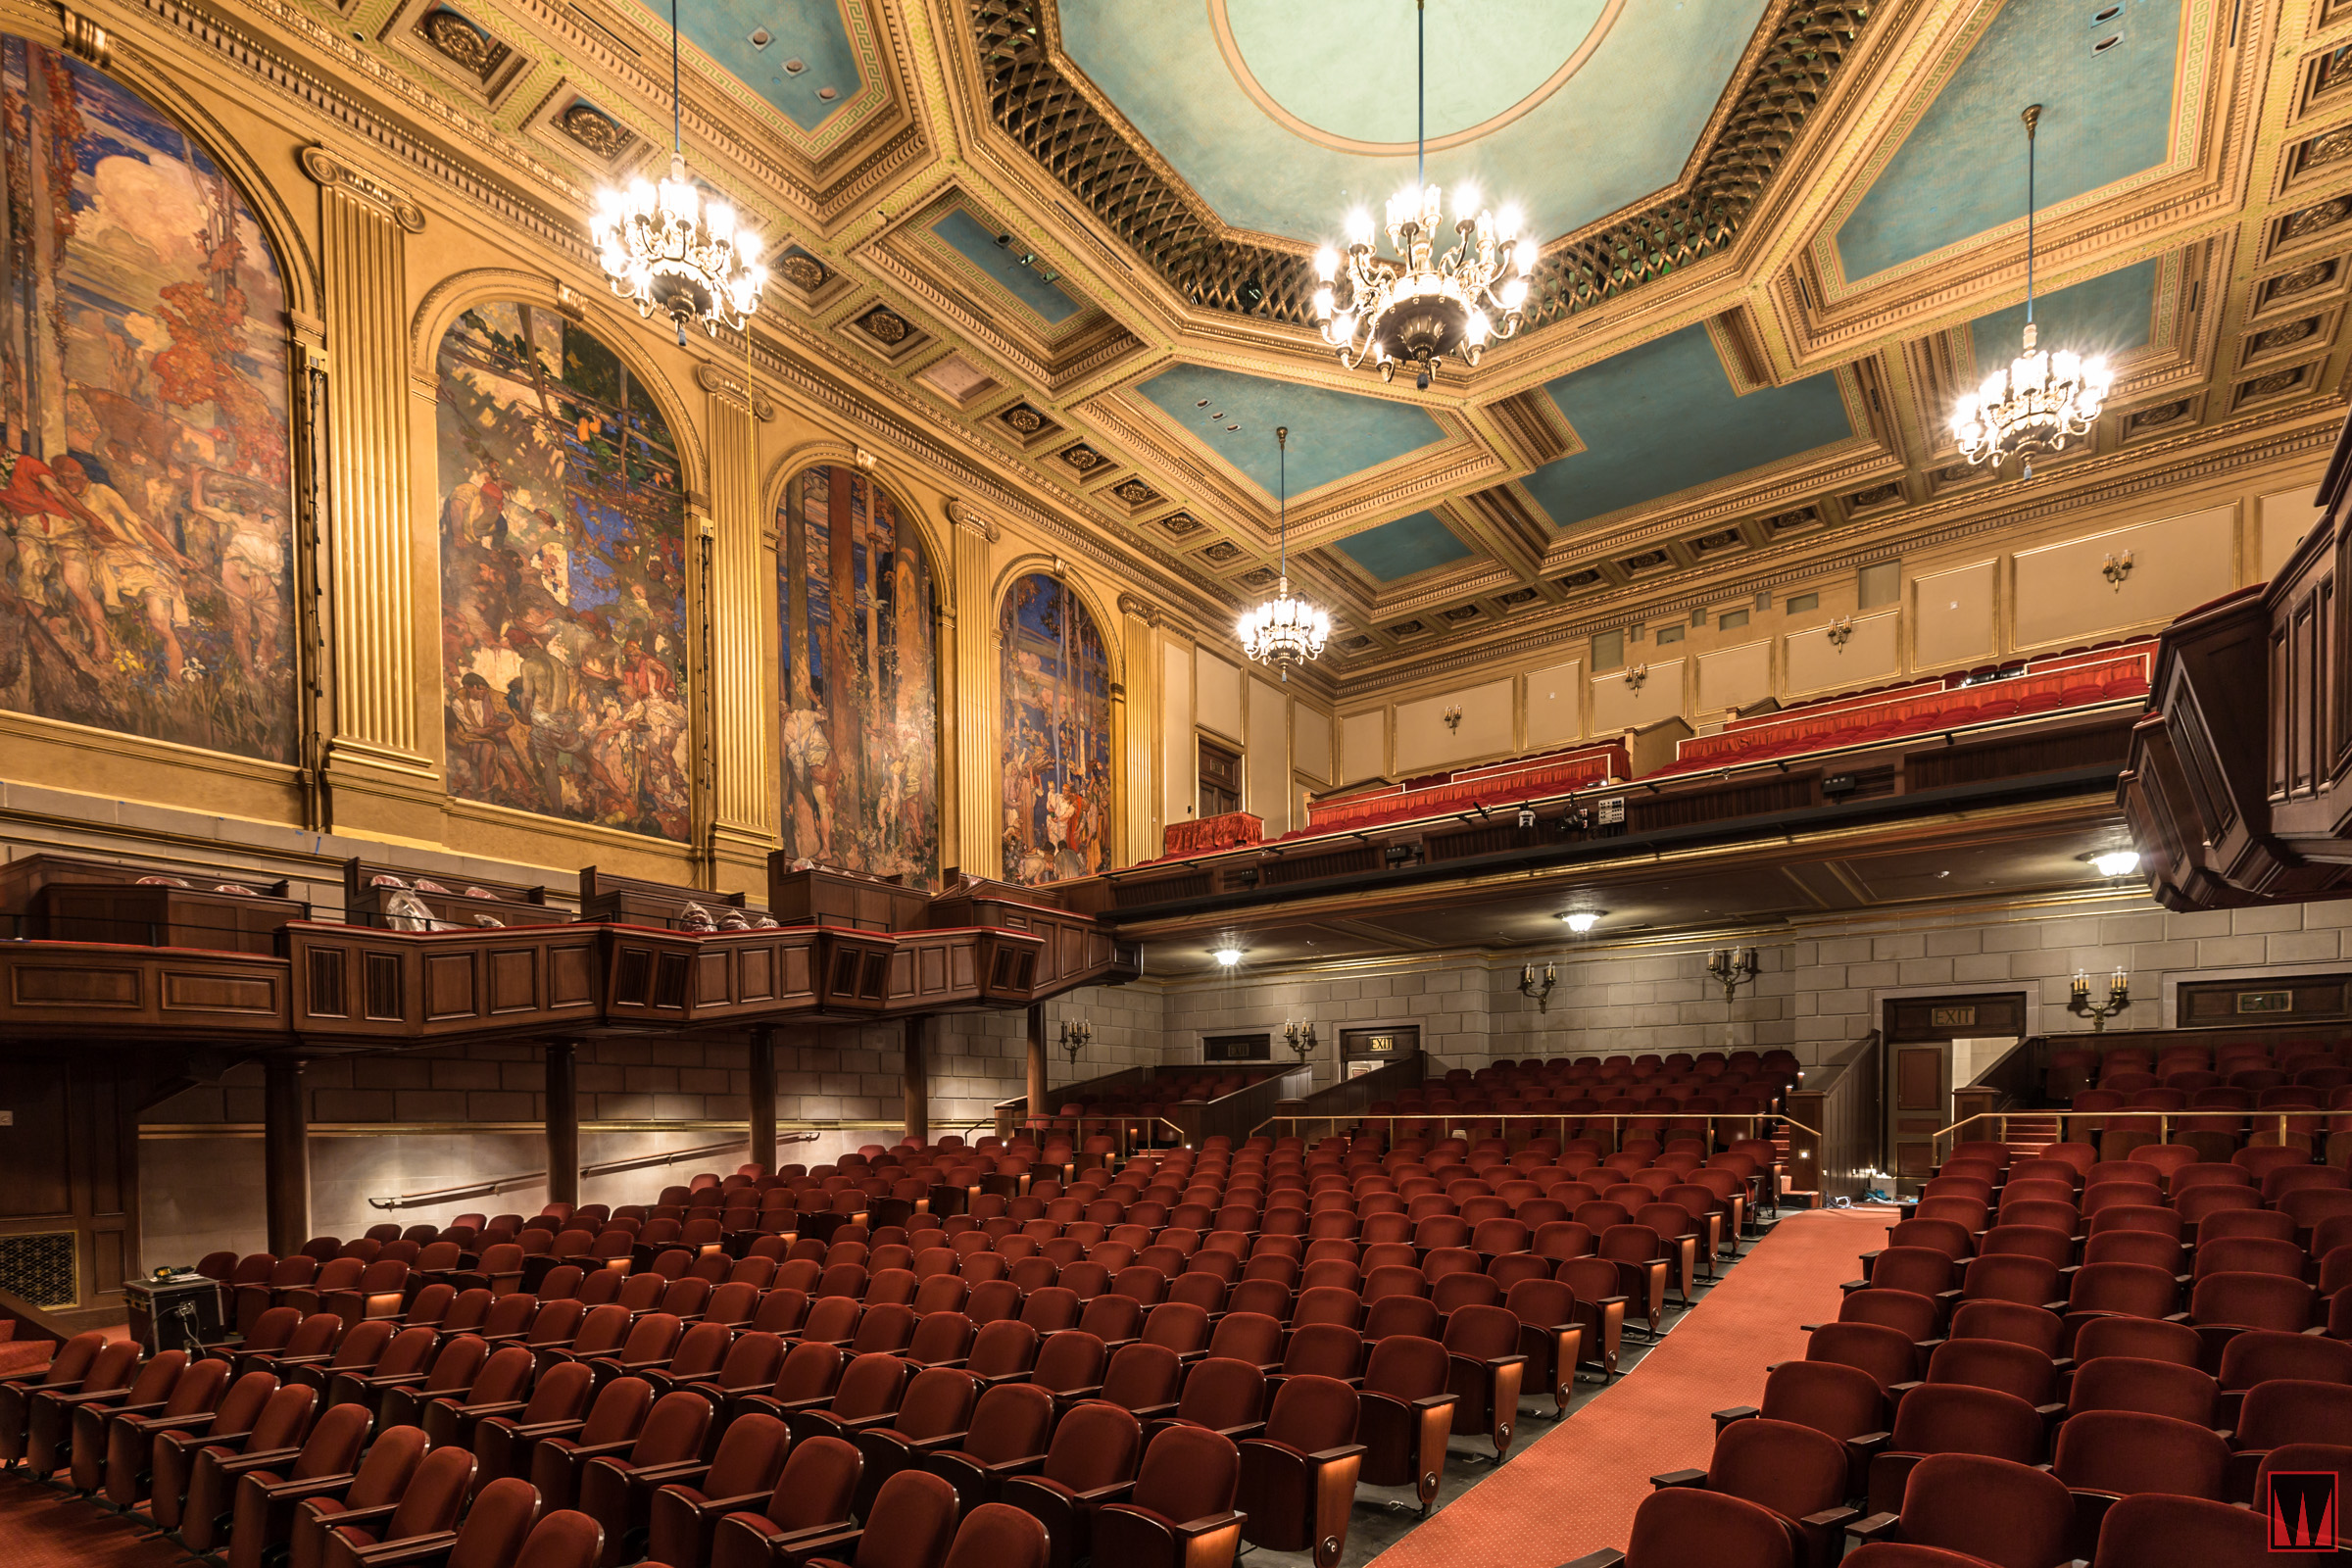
top-left (960, 0), bottom-right (1880, 337)
top-left (299, 145), bottom-right (427, 232)
top-left (1328, 409), bottom-right (2342, 696)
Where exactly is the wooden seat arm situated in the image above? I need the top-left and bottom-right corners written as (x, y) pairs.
top-left (336, 1530), bottom-right (462, 1568)
top-left (1648, 1468), bottom-right (1707, 1489)
top-left (1847, 1512), bottom-right (1901, 1544)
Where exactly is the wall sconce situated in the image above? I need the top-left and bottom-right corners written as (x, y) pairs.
top-left (1516, 804), bottom-right (1537, 829)
top-left (2069, 967), bottom-right (2130, 1032)
top-left (2101, 549), bottom-right (2134, 590)
top-left (1283, 1019), bottom-right (1318, 1062)
top-left (1706, 946), bottom-right (1759, 1004)
top-left (1442, 705), bottom-right (1463, 732)
top-left (1519, 961), bottom-right (1558, 1012)
top-left (1826, 616), bottom-right (1854, 650)
top-left (1058, 1018), bottom-right (1093, 1064)
top-left (1624, 663), bottom-right (1648, 694)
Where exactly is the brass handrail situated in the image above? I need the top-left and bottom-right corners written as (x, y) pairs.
top-left (1249, 1108), bottom-right (1801, 1141)
top-left (1928, 1107), bottom-right (2330, 1161)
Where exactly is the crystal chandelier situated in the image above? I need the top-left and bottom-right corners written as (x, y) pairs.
top-left (1311, 1), bottom-right (1538, 390)
top-left (1236, 426), bottom-right (1330, 679)
top-left (1951, 105), bottom-right (2113, 478)
top-left (589, 0), bottom-right (766, 346)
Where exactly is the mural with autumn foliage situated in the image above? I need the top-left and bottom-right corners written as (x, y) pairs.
top-left (0, 36), bottom-right (295, 760)
top-left (777, 465), bottom-right (940, 888)
top-left (1000, 572), bottom-right (1109, 885)
top-left (435, 303), bottom-right (690, 840)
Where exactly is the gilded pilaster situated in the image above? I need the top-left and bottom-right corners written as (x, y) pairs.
top-left (301, 148), bottom-right (435, 834)
top-left (1119, 595), bottom-right (1161, 867)
top-left (950, 503), bottom-right (999, 878)
top-left (697, 363), bottom-right (776, 894)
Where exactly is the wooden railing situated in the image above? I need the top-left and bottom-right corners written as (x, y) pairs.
top-left (1951, 1034), bottom-right (2046, 1129)
top-left (1784, 1031), bottom-right (1880, 1203)
top-left (1258, 1052), bottom-right (1431, 1142)
top-left (1165, 1063), bottom-right (1314, 1149)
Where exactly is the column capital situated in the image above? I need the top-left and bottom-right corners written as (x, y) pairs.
top-left (1117, 593), bottom-right (1160, 626)
top-left (55, 5), bottom-right (109, 67)
top-left (299, 145), bottom-right (426, 233)
top-left (949, 500), bottom-right (998, 543)
top-left (695, 362), bottom-right (775, 420)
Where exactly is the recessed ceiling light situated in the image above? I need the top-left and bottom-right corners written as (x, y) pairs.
top-left (749, 27), bottom-right (770, 47)
top-left (782, 57), bottom-right (806, 74)
top-left (817, 85), bottom-right (838, 100)
top-left (1212, 947), bottom-right (1243, 967)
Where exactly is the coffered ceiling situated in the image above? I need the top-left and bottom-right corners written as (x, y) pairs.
top-left (285, 0), bottom-right (2352, 693)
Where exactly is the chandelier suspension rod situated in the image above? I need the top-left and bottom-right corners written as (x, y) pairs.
top-left (2023, 103), bottom-right (2038, 326)
top-left (1277, 426), bottom-right (1288, 580)
top-left (671, 0), bottom-right (682, 157)
top-left (1416, 0), bottom-right (1426, 192)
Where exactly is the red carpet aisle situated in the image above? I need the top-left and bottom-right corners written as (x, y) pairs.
top-left (0, 1478), bottom-right (189, 1568)
top-left (1373, 1206), bottom-right (1893, 1568)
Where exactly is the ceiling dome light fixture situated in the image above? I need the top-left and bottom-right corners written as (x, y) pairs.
top-left (1311, 0), bottom-right (1537, 391)
top-left (1236, 426), bottom-right (1331, 679)
top-left (590, 0), bottom-right (766, 346)
top-left (1951, 105), bottom-right (2113, 478)
top-left (1560, 910), bottom-right (1603, 934)
top-left (1212, 946), bottom-right (1244, 967)
top-left (2087, 850), bottom-right (2140, 877)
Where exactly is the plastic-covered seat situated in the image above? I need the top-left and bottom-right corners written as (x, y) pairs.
top-left (704, 1434), bottom-right (864, 1568)
top-left (1235, 1374), bottom-right (1365, 1568)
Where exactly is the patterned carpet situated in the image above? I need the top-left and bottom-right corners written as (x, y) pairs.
top-left (0, 1478), bottom-right (188, 1568)
top-left (1371, 1206), bottom-right (1894, 1568)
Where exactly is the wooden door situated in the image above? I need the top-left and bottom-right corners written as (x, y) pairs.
top-left (0, 1051), bottom-right (142, 1330)
top-left (1883, 994), bottom-right (2027, 1189)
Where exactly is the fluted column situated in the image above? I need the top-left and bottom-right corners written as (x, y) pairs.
top-left (1119, 596), bottom-right (1161, 868)
top-left (698, 364), bottom-right (776, 892)
top-left (301, 148), bottom-right (435, 836)
top-left (950, 504), bottom-right (1000, 878)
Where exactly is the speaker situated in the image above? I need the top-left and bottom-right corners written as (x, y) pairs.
top-left (123, 1271), bottom-right (225, 1354)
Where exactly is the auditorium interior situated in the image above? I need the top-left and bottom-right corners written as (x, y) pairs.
top-left (6, 1), bottom-right (2352, 1565)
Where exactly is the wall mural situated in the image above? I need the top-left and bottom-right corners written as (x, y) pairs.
top-left (777, 464), bottom-right (939, 887)
top-left (0, 36), bottom-right (295, 760)
top-left (435, 302), bottom-right (690, 840)
top-left (1000, 571), bottom-right (1109, 885)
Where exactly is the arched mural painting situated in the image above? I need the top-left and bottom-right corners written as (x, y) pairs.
top-left (435, 304), bottom-right (690, 840)
top-left (0, 36), bottom-right (295, 760)
top-left (777, 464), bottom-right (939, 888)
top-left (1000, 571), bottom-right (1109, 885)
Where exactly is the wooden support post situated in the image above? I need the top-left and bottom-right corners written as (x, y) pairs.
top-left (904, 1016), bottom-right (929, 1146)
top-left (748, 1029), bottom-right (778, 1174)
top-left (546, 1041), bottom-right (580, 1208)
top-left (263, 1058), bottom-right (311, 1256)
top-left (1025, 1004), bottom-right (1048, 1135)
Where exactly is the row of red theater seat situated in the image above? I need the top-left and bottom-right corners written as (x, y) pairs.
top-left (1565, 1130), bottom-right (2352, 1568)
top-left (101, 1128), bottom-right (1768, 1568)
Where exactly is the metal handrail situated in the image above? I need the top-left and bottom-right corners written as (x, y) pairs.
top-left (1249, 1109), bottom-right (1795, 1143)
top-left (366, 1131), bottom-right (817, 1210)
top-left (1929, 1107), bottom-right (2333, 1161)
